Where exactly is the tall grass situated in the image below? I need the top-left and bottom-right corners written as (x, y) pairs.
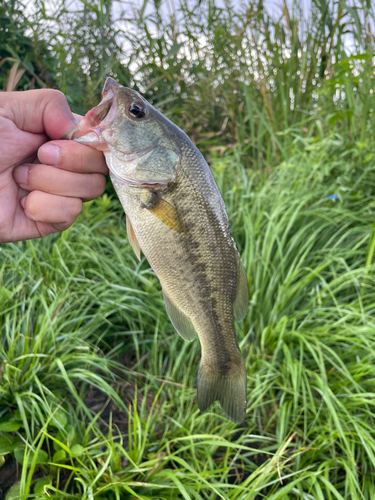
top-left (3, 1), bottom-right (375, 164)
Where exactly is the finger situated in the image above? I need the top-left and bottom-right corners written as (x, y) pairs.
top-left (38, 140), bottom-right (109, 174)
top-left (13, 164), bottom-right (106, 202)
top-left (21, 191), bottom-right (82, 229)
top-left (3, 89), bottom-right (78, 139)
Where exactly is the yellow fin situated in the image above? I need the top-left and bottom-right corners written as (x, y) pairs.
top-left (126, 215), bottom-right (141, 261)
top-left (147, 197), bottom-right (188, 234)
top-left (163, 290), bottom-right (196, 342)
top-left (233, 252), bottom-right (248, 322)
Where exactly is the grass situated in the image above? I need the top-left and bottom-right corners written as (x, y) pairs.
top-left (2, 130), bottom-right (375, 497)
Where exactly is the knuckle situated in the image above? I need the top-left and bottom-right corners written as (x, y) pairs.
top-left (24, 191), bottom-right (39, 219)
top-left (37, 224), bottom-right (58, 238)
top-left (67, 199), bottom-right (83, 220)
top-left (53, 221), bottom-right (71, 232)
top-left (72, 147), bottom-right (85, 170)
top-left (42, 89), bottom-right (67, 105)
top-left (27, 165), bottom-right (39, 187)
top-left (90, 174), bottom-right (106, 198)
top-left (60, 144), bottom-right (84, 171)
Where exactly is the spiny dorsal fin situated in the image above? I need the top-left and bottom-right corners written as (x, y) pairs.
top-left (126, 215), bottom-right (141, 261)
top-left (146, 197), bottom-right (188, 234)
top-left (163, 290), bottom-right (196, 342)
top-left (233, 252), bottom-right (248, 322)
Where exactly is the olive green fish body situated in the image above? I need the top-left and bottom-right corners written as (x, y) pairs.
top-left (69, 78), bottom-right (248, 423)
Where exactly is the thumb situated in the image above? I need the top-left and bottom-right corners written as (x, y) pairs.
top-left (5, 89), bottom-right (78, 139)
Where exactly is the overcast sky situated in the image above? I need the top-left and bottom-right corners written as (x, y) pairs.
top-left (114, 0), bottom-right (367, 54)
top-left (27, 0), bottom-right (372, 57)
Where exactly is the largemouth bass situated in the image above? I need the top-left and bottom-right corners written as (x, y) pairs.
top-left (68, 77), bottom-right (248, 423)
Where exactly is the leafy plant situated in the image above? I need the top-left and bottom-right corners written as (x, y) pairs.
top-left (0, 0), bottom-right (56, 90)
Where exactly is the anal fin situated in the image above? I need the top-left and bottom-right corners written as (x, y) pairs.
top-left (233, 252), bottom-right (248, 322)
top-left (162, 290), bottom-right (196, 342)
top-left (126, 215), bottom-right (141, 261)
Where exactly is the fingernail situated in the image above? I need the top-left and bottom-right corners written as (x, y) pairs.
top-left (13, 165), bottom-right (29, 186)
top-left (38, 144), bottom-right (60, 166)
top-left (20, 197), bottom-right (26, 209)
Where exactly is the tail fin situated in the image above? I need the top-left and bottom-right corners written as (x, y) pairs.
top-left (197, 358), bottom-right (247, 424)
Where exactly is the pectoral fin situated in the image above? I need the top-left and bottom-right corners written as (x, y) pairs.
top-left (163, 291), bottom-right (196, 342)
top-left (233, 252), bottom-right (248, 322)
top-left (126, 215), bottom-right (141, 261)
top-left (146, 197), bottom-right (188, 234)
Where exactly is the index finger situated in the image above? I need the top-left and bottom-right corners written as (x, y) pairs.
top-left (38, 140), bottom-right (109, 174)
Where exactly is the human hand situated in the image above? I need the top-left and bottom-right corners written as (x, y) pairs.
top-left (0, 89), bottom-right (108, 243)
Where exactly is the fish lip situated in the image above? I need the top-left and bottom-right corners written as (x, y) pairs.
top-left (102, 77), bottom-right (120, 97)
top-left (74, 131), bottom-right (101, 143)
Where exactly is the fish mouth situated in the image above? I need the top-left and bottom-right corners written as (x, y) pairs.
top-left (65, 83), bottom-right (117, 149)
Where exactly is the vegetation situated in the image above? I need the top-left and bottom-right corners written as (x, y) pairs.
top-left (1, 0), bottom-right (375, 498)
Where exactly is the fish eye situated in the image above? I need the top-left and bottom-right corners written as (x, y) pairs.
top-left (128, 102), bottom-right (146, 119)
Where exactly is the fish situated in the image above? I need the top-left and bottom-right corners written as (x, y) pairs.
top-left (67, 77), bottom-right (249, 423)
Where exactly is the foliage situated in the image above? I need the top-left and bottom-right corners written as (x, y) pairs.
top-left (44, 0), bottom-right (132, 113)
top-left (2, 0), bottom-right (375, 155)
top-left (0, 0), bottom-right (56, 91)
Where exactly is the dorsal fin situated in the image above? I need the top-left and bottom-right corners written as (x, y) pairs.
top-left (126, 215), bottom-right (141, 260)
top-left (233, 252), bottom-right (248, 322)
top-left (163, 290), bottom-right (197, 342)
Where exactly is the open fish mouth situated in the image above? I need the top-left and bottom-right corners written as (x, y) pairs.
top-left (65, 98), bottom-right (115, 150)
top-left (65, 78), bottom-right (119, 149)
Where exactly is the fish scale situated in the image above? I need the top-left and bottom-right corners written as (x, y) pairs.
top-left (68, 77), bottom-right (249, 423)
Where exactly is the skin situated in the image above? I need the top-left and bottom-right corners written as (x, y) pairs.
top-left (0, 89), bottom-right (108, 244)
